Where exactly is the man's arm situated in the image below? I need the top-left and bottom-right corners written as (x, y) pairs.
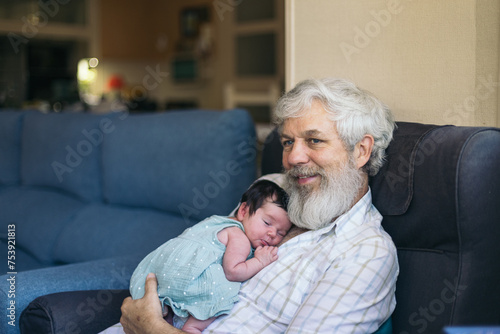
top-left (120, 273), bottom-right (187, 334)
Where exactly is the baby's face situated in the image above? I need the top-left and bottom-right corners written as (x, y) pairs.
top-left (241, 201), bottom-right (292, 249)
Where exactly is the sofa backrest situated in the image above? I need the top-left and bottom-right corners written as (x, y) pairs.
top-left (0, 110), bottom-right (26, 185)
top-left (100, 109), bottom-right (257, 221)
top-left (2, 109), bottom-right (257, 222)
top-left (21, 111), bottom-right (108, 202)
top-left (261, 122), bottom-right (500, 333)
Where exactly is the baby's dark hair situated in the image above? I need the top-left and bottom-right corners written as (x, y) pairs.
top-left (239, 180), bottom-right (289, 216)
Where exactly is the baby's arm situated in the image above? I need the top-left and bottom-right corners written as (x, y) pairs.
top-left (219, 227), bottom-right (278, 282)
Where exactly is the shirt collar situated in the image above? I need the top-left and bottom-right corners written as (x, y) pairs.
top-left (314, 188), bottom-right (374, 237)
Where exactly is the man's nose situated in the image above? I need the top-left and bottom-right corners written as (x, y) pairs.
top-left (285, 142), bottom-right (310, 166)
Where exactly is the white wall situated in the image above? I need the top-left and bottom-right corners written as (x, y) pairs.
top-left (286, 0), bottom-right (500, 126)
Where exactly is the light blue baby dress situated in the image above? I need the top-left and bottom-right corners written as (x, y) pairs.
top-left (129, 215), bottom-right (253, 320)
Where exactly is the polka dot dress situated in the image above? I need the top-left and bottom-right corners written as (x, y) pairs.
top-left (129, 215), bottom-right (252, 320)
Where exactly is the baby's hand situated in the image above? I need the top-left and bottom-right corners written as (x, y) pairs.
top-left (254, 246), bottom-right (279, 267)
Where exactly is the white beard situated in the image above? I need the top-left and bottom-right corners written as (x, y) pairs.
top-left (283, 156), bottom-right (364, 230)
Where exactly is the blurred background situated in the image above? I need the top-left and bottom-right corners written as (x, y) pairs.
top-left (1, 0), bottom-right (499, 128)
top-left (0, 0), bottom-right (284, 131)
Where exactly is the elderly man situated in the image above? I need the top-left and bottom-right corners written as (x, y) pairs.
top-left (120, 78), bottom-right (399, 333)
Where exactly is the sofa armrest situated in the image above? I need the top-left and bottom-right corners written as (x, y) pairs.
top-left (20, 290), bottom-right (130, 334)
top-left (0, 255), bottom-right (141, 333)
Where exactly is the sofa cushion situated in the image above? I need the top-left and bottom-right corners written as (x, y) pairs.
top-left (20, 112), bottom-right (116, 202)
top-left (102, 109), bottom-right (257, 222)
top-left (52, 204), bottom-right (194, 264)
top-left (0, 186), bottom-right (86, 265)
top-left (0, 110), bottom-right (25, 185)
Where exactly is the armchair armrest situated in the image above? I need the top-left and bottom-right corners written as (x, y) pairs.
top-left (20, 289), bottom-right (130, 334)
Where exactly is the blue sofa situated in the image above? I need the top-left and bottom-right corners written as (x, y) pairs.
top-left (0, 109), bottom-right (257, 334)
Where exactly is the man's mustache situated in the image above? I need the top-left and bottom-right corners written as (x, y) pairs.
top-left (285, 165), bottom-right (325, 179)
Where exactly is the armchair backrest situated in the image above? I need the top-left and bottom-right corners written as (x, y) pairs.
top-left (261, 122), bottom-right (500, 333)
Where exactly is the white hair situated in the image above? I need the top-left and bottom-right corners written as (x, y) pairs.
top-left (273, 78), bottom-right (395, 176)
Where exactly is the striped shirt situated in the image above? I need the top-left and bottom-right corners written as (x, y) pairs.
top-left (206, 189), bottom-right (398, 333)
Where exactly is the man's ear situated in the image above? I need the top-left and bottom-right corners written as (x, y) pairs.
top-left (354, 135), bottom-right (374, 170)
top-left (236, 202), bottom-right (249, 221)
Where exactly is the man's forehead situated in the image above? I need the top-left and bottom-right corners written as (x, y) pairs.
top-left (281, 114), bottom-right (337, 138)
top-left (281, 127), bottom-right (325, 138)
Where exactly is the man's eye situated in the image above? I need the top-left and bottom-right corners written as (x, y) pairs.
top-left (309, 138), bottom-right (322, 144)
top-left (282, 140), bottom-right (293, 146)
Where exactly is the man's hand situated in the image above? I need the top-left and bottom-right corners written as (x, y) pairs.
top-left (120, 273), bottom-right (178, 334)
top-left (254, 245), bottom-right (279, 266)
